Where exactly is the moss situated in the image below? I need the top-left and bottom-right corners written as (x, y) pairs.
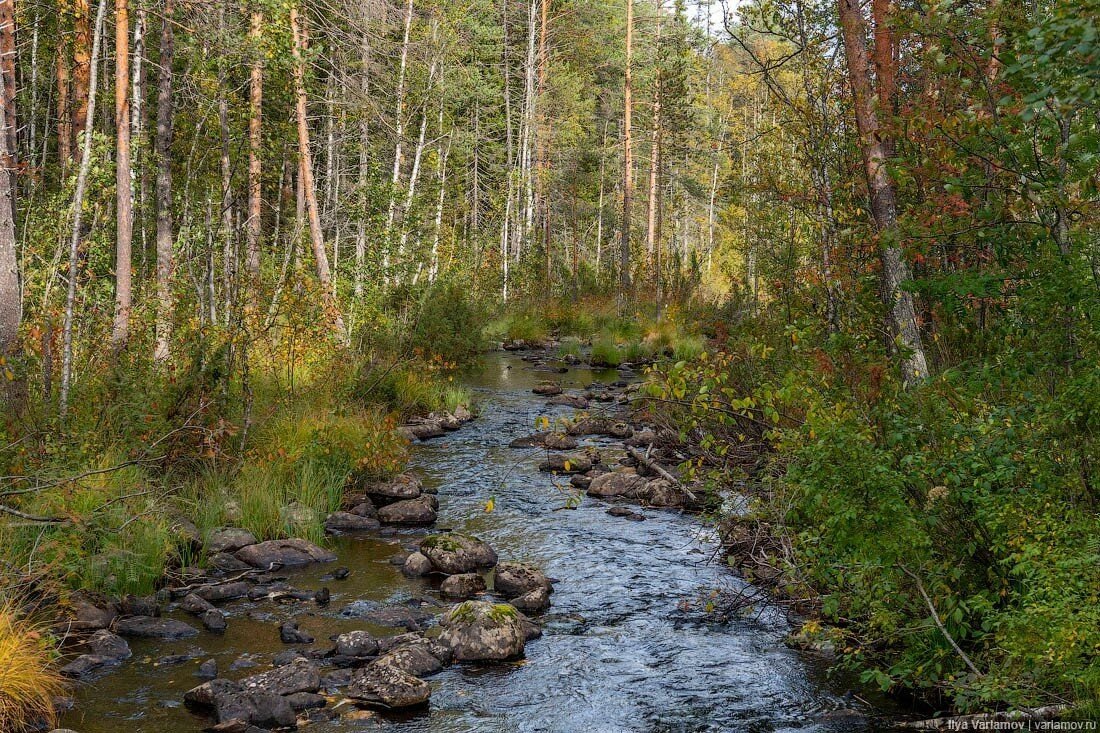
top-left (421, 534), bottom-right (465, 552)
top-left (488, 603), bottom-right (520, 624)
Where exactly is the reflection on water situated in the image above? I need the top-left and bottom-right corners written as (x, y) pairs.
top-left (62, 353), bottom-right (891, 733)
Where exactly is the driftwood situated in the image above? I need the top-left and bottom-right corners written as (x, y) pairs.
top-left (626, 446), bottom-right (698, 503)
top-left (901, 705), bottom-right (1068, 730)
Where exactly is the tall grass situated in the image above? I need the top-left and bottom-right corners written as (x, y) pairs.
top-left (0, 605), bottom-right (63, 733)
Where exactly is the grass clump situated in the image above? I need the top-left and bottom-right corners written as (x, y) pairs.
top-left (0, 605), bottom-right (63, 733)
top-left (589, 338), bottom-right (623, 368)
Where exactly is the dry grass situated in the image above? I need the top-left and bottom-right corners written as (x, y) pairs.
top-left (0, 604), bottom-right (63, 732)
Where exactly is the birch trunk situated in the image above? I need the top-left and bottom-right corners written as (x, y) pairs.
top-left (59, 0), bottom-right (107, 417)
top-left (153, 0), bottom-right (175, 363)
top-left (111, 0), bottom-right (133, 350)
top-left (620, 0), bottom-right (633, 297)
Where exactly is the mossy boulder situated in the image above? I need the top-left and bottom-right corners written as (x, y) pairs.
top-left (419, 534), bottom-right (498, 574)
top-left (439, 601), bottom-right (526, 661)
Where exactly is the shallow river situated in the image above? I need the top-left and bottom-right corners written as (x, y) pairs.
top-left (62, 352), bottom-right (888, 733)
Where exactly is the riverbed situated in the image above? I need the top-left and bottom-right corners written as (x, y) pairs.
top-left (61, 351), bottom-right (885, 732)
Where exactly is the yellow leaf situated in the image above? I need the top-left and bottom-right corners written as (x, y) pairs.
top-left (484, 497), bottom-right (495, 513)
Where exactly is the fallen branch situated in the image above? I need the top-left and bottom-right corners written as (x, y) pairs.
top-left (899, 565), bottom-right (983, 678)
top-left (626, 446), bottom-right (698, 503)
top-left (0, 504), bottom-right (66, 523)
top-left (900, 705), bottom-right (1068, 730)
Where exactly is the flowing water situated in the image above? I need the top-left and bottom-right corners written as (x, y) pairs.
top-left (61, 352), bottom-right (890, 733)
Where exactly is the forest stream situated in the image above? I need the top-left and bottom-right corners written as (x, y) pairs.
top-left (59, 351), bottom-right (891, 733)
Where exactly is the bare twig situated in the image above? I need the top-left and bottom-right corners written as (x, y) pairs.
top-left (899, 565), bottom-right (983, 678)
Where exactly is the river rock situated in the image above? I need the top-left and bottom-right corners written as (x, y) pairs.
top-left (67, 593), bottom-right (118, 631)
top-left (493, 562), bottom-right (552, 598)
top-left (438, 601), bottom-right (526, 662)
top-left (115, 616), bottom-right (198, 640)
top-left (377, 495), bottom-right (437, 525)
top-left (208, 552), bottom-right (252, 573)
top-left (547, 394), bottom-right (589, 409)
top-left (532, 383), bottom-right (563, 396)
top-left (544, 432), bottom-right (579, 450)
top-left (324, 511), bottom-right (381, 534)
top-left (453, 404), bottom-right (474, 422)
top-left (643, 478), bottom-right (684, 507)
top-left (570, 474), bottom-right (592, 489)
top-left (280, 621), bottom-right (314, 644)
top-left (196, 659), bottom-right (218, 679)
top-left (332, 630), bottom-right (380, 660)
top-left (419, 534), bottom-right (498, 574)
top-left (607, 506), bottom-right (646, 521)
top-left (538, 453), bottom-right (592, 474)
top-left (509, 432), bottom-right (548, 448)
top-left (586, 472), bottom-right (648, 498)
top-left (185, 678), bottom-right (241, 707)
top-left (511, 587), bottom-right (551, 613)
top-left (213, 689), bottom-right (296, 729)
top-left (194, 582), bottom-right (252, 603)
top-left (240, 658), bottom-right (321, 696)
top-left (364, 474), bottom-right (422, 503)
top-left (234, 538), bottom-right (337, 568)
top-left (405, 421), bottom-right (446, 440)
top-left (440, 573), bottom-right (486, 599)
top-left (206, 527), bottom-right (258, 554)
top-left (119, 594), bottom-right (160, 617)
top-left (348, 500), bottom-right (377, 518)
top-left (402, 551), bottom-right (433, 577)
top-left (374, 639), bottom-right (449, 677)
top-left (202, 609), bottom-right (228, 634)
top-left (82, 629), bottom-right (131, 661)
top-left (346, 663), bottom-right (431, 708)
top-left (59, 654), bottom-right (119, 680)
top-left (286, 692), bottom-right (327, 711)
top-left (179, 593), bottom-right (216, 615)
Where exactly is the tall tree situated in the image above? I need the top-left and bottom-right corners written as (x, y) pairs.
top-left (836, 0), bottom-right (928, 383)
top-left (0, 25), bottom-right (18, 374)
top-left (111, 0), bottom-right (133, 350)
top-left (290, 5), bottom-right (346, 340)
top-left (153, 0), bottom-right (175, 363)
top-left (246, 6), bottom-right (263, 287)
top-left (59, 0), bottom-right (108, 416)
top-left (72, 0), bottom-right (92, 146)
top-left (620, 0), bottom-right (633, 298)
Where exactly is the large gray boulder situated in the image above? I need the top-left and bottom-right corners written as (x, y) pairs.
top-left (440, 573), bottom-right (486, 599)
top-left (401, 551), bottom-right (433, 577)
top-left (213, 689), bottom-right (296, 728)
top-left (374, 638), bottom-right (450, 677)
top-left (81, 630), bottom-right (131, 661)
top-left (377, 495), bottom-right (437, 525)
top-left (206, 527), bottom-right (258, 554)
top-left (493, 562), bottom-right (552, 599)
top-left (538, 453), bottom-right (592, 474)
top-left (332, 630), bottom-right (380, 661)
top-left (114, 616), bottom-right (198, 640)
top-left (346, 663), bottom-right (431, 708)
top-left (239, 658), bottom-right (321, 696)
top-left (586, 472), bottom-right (648, 498)
top-left (363, 474), bottom-right (422, 503)
top-left (234, 538), bottom-right (337, 568)
top-left (419, 534), bottom-right (498, 574)
top-left (438, 601), bottom-right (526, 662)
top-left (324, 511), bottom-right (382, 534)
